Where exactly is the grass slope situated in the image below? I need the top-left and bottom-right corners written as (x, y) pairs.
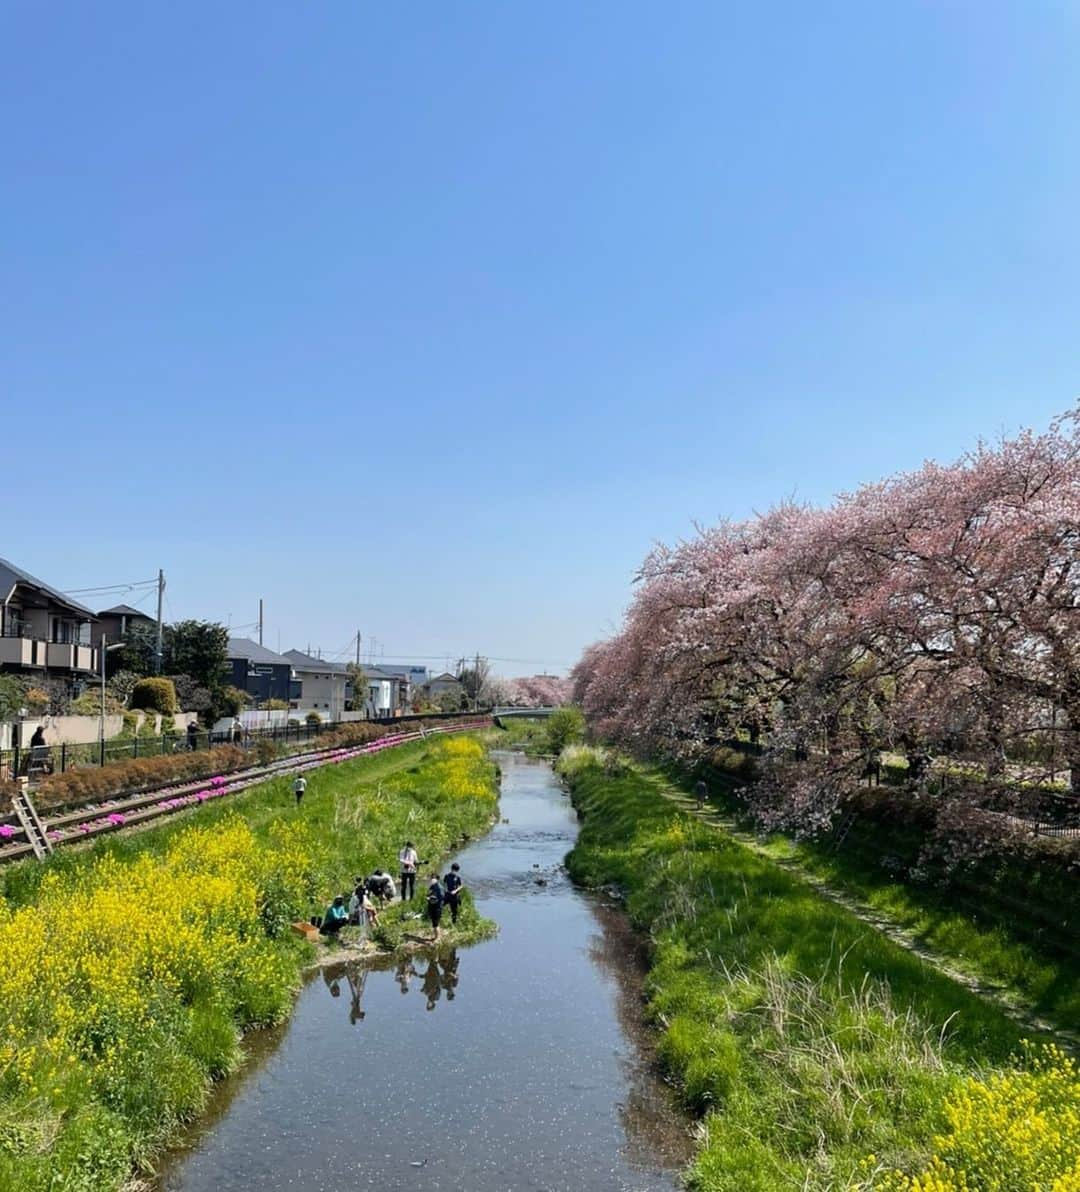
top-left (560, 748), bottom-right (1029, 1190)
top-left (761, 834), bottom-right (1080, 1037)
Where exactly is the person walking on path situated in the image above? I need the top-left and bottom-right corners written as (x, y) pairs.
top-left (426, 872), bottom-right (445, 942)
top-left (399, 841), bottom-right (419, 901)
top-left (443, 863), bottom-right (464, 925)
top-left (293, 774), bottom-right (307, 806)
top-left (694, 779), bottom-right (708, 811)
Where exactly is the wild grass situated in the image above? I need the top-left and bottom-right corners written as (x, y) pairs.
top-left (560, 751), bottom-right (1032, 1190)
top-left (764, 835), bottom-right (1080, 1035)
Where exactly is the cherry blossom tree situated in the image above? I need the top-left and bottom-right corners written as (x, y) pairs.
top-left (573, 406), bottom-right (1080, 836)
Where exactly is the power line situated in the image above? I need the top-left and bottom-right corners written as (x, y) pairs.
top-left (65, 578), bottom-right (158, 596)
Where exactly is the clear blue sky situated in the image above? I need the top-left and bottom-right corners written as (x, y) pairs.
top-left (3, 3), bottom-right (1077, 675)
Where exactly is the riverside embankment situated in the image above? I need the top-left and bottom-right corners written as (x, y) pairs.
top-left (0, 736), bottom-right (500, 1191)
top-left (559, 744), bottom-right (1079, 1191)
top-left (156, 749), bottom-right (693, 1192)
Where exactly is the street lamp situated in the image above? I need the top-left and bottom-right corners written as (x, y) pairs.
top-left (99, 634), bottom-right (125, 748)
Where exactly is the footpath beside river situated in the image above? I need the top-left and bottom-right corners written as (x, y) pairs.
top-left (157, 750), bottom-right (692, 1192)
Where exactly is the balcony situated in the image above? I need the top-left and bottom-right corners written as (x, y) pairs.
top-left (46, 641), bottom-right (98, 673)
top-left (0, 630), bottom-right (97, 673)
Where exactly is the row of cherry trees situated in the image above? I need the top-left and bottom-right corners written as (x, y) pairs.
top-left (489, 674), bottom-right (573, 708)
top-left (572, 409), bottom-right (1080, 832)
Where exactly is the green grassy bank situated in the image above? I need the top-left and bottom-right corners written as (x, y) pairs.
top-left (559, 746), bottom-right (1034, 1190)
top-left (0, 735), bottom-right (498, 1191)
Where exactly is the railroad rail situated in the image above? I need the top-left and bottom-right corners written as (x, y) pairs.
top-left (0, 717), bottom-right (492, 866)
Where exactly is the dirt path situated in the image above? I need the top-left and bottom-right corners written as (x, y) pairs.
top-left (656, 780), bottom-right (1080, 1051)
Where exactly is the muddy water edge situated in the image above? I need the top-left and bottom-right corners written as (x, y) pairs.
top-left (154, 750), bottom-right (693, 1192)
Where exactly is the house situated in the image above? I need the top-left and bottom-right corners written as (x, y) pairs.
top-left (425, 671), bottom-right (464, 700)
top-left (363, 666), bottom-right (410, 717)
top-left (378, 664), bottom-right (429, 699)
top-left (226, 638), bottom-right (299, 705)
top-left (0, 557), bottom-right (99, 690)
top-left (283, 650), bottom-right (349, 720)
top-left (91, 603), bottom-right (155, 648)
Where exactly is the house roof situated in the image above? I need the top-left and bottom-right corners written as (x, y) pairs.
top-left (427, 672), bottom-right (461, 684)
top-left (0, 557), bottom-right (97, 619)
top-left (98, 603), bottom-right (153, 619)
top-left (227, 637), bottom-right (294, 666)
top-left (283, 649), bottom-right (350, 675)
top-left (363, 666), bottom-right (407, 681)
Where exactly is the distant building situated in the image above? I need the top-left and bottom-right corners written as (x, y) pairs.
top-left (0, 557), bottom-right (99, 690)
top-left (364, 666), bottom-right (410, 717)
top-left (227, 638), bottom-right (299, 705)
top-left (92, 603), bottom-right (155, 649)
top-left (283, 650), bottom-right (349, 720)
top-left (425, 671), bottom-right (464, 701)
top-left (378, 663), bottom-right (428, 691)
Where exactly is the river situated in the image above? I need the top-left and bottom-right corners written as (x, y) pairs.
top-left (157, 750), bottom-right (691, 1191)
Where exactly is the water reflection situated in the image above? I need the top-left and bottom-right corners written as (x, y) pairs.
top-left (323, 950), bottom-right (463, 1022)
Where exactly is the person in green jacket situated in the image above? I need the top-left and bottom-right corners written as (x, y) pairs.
top-left (320, 895), bottom-right (348, 937)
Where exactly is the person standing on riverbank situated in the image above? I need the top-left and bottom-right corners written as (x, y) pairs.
top-left (399, 841), bottom-right (419, 900)
top-left (443, 863), bottom-right (464, 925)
top-left (293, 774), bottom-right (307, 806)
top-left (694, 779), bottom-right (707, 811)
top-left (426, 873), bottom-right (444, 941)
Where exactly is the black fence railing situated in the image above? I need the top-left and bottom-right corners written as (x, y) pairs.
top-left (1, 709), bottom-right (488, 783)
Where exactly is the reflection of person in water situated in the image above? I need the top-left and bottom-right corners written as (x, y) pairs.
top-left (420, 957), bottom-right (442, 1011)
top-left (395, 956), bottom-right (416, 995)
top-left (346, 967), bottom-right (367, 1024)
top-left (439, 950), bottom-right (460, 1001)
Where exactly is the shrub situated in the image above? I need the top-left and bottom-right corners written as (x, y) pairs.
top-left (23, 687), bottom-right (49, 715)
top-left (263, 699), bottom-right (288, 711)
top-left (107, 670), bottom-right (140, 706)
top-left (545, 706), bottom-right (585, 754)
top-left (33, 744), bottom-right (247, 811)
top-left (130, 678), bottom-right (178, 715)
top-left (305, 711), bottom-right (322, 726)
top-left (70, 688), bottom-right (123, 717)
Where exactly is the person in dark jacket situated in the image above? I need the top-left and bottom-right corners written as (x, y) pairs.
top-left (426, 873), bottom-right (444, 941)
top-left (443, 863), bottom-right (464, 925)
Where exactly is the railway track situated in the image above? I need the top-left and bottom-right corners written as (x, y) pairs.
top-left (0, 718), bottom-right (491, 864)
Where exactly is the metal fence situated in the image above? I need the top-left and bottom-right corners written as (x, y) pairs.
top-left (1, 709), bottom-right (487, 784)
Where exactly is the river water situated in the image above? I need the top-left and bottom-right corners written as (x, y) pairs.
top-left (158, 750), bottom-right (691, 1191)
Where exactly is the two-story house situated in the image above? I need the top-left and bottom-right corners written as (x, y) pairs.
top-left (0, 557), bottom-right (99, 691)
top-left (226, 638), bottom-right (300, 705)
top-left (283, 650), bottom-right (349, 720)
top-left (91, 603), bottom-right (155, 648)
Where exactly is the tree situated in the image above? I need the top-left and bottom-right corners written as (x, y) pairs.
top-left (571, 404), bottom-right (1080, 841)
top-left (456, 657), bottom-right (492, 706)
top-left (166, 621), bottom-right (229, 690)
top-left (346, 663), bottom-right (367, 712)
top-left (0, 675), bottom-right (26, 722)
top-left (167, 674), bottom-right (213, 715)
top-left (114, 623), bottom-right (158, 677)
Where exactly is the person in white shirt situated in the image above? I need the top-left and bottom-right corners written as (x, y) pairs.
top-left (398, 841), bottom-right (419, 901)
top-left (293, 775), bottom-right (307, 806)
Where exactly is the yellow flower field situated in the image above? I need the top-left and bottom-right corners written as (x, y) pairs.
top-left (874, 1044), bottom-right (1080, 1192)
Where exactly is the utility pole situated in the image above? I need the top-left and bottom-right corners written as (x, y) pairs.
top-left (258, 599), bottom-right (264, 646)
top-left (356, 629), bottom-right (361, 667)
top-left (154, 569), bottom-right (165, 674)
